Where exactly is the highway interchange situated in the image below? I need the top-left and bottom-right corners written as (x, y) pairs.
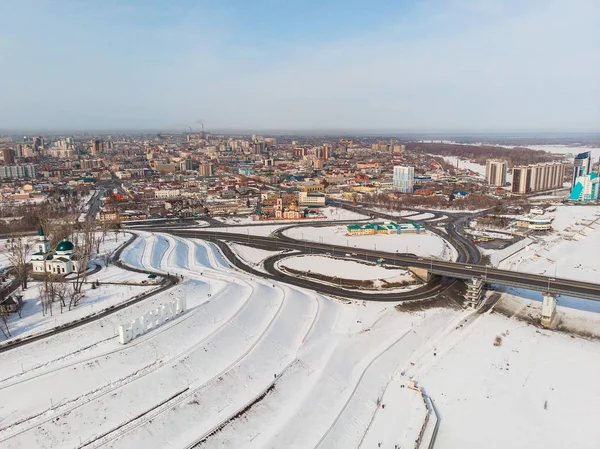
top-left (133, 204), bottom-right (600, 302)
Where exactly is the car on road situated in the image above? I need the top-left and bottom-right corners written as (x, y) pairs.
top-left (465, 266), bottom-right (473, 269)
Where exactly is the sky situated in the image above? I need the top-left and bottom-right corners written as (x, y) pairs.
top-left (0, 0), bottom-right (598, 132)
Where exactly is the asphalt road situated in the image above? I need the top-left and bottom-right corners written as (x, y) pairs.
top-left (328, 200), bottom-right (481, 264)
top-left (157, 228), bottom-right (600, 302)
top-left (210, 238), bottom-right (453, 302)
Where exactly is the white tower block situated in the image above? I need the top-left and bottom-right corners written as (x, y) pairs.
top-left (541, 293), bottom-right (557, 327)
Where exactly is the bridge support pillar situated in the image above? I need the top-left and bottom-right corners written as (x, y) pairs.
top-left (465, 277), bottom-right (484, 308)
top-left (408, 267), bottom-right (431, 283)
top-left (541, 292), bottom-right (557, 327)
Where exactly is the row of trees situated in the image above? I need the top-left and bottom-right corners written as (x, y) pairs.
top-left (4, 218), bottom-right (119, 324)
top-left (407, 142), bottom-right (560, 167)
top-left (361, 191), bottom-right (504, 211)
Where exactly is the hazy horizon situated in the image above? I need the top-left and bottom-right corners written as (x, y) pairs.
top-left (1, 0), bottom-right (598, 132)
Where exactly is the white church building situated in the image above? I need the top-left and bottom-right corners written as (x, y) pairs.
top-left (31, 226), bottom-right (79, 276)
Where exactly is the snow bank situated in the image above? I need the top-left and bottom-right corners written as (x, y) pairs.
top-left (284, 225), bottom-right (458, 261)
top-left (279, 255), bottom-right (413, 282)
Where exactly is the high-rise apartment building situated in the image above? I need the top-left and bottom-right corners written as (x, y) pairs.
top-left (92, 139), bottom-right (103, 155)
top-left (0, 164), bottom-right (37, 179)
top-left (393, 165), bottom-right (414, 193)
top-left (569, 173), bottom-right (599, 203)
top-left (511, 162), bottom-right (567, 194)
top-left (485, 159), bottom-right (507, 187)
top-left (2, 148), bottom-right (15, 164)
top-left (198, 163), bottom-right (213, 176)
top-left (572, 151), bottom-right (591, 189)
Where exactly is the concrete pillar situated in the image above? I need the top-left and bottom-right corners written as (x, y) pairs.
top-left (541, 293), bottom-right (557, 327)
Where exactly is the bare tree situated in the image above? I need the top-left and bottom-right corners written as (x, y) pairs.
top-left (38, 280), bottom-right (54, 317)
top-left (68, 283), bottom-right (85, 311)
top-left (7, 234), bottom-right (31, 290)
top-left (15, 294), bottom-right (24, 319)
top-left (112, 215), bottom-right (122, 242)
top-left (0, 312), bottom-right (10, 338)
top-left (72, 220), bottom-right (97, 295)
top-left (39, 214), bottom-right (76, 248)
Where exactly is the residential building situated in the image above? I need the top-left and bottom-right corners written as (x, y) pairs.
top-left (92, 139), bottom-right (103, 155)
top-left (2, 148), bottom-right (15, 164)
top-left (511, 162), bottom-right (567, 194)
top-left (569, 173), bottom-right (600, 203)
top-left (298, 191), bottom-right (325, 207)
top-left (515, 216), bottom-right (553, 231)
top-left (155, 189), bottom-right (181, 199)
top-left (485, 159), bottom-right (507, 186)
top-left (0, 164), bottom-right (37, 179)
top-left (297, 182), bottom-right (324, 193)
top-left (199, 164), bottom-right (214, 176)
top-left (393, 165), bottom-right (414, 193)
top-left (572, 151), bottom-right (591, 189)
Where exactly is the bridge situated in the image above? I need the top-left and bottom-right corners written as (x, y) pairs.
top-left (142, 227), bottom-right (600, 302)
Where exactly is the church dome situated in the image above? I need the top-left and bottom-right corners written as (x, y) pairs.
top-left (56, 239), bottom-right (74, 252)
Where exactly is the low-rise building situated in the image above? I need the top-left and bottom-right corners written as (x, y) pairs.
top-left (298, 191), bottom-right (325, 207)
top-left (346, 221), bottom-right (425, 236)
top-left (515, 216), bottom-right (553, 231)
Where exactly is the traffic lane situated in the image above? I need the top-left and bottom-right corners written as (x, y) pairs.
top-left (214, 239), bottom-right (452, 302)
top-left (154, 229), bottom-right (600, 298)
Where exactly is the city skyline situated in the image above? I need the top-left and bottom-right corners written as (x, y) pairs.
top-left (1, 0), bottom-right (598, 132)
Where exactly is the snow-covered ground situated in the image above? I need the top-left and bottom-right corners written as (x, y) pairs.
top-left (418, 310), bottom-right (600, 449)
top-left (406, 212), bottom-right (436, 221)
top-left (208, 224), bottom-right (288, 237)
top-left (427, 214), bottom-right (448, 222)
top-left (526, 144), bottom-right (600, 161)
top-left (363, 207), bottom-right (420, 218)
top-left (228, 242), bottom-right (283, 273)
top-left (500, 205), bottom-right (600, 284)
top-left (278, 254), bottom-right (414, 282)
top-left (1, 231), bottom-right (156, 342)
top-left (214, 206), bottom-right (369, 225)
top-left (283, 225), bottom-right (458, 261)
top-left (1, 228), bottom-right (599, 449)
top-left (442, 156), bottom-right (486, 177)
top-left (2, 282), bottom-right (156, 342)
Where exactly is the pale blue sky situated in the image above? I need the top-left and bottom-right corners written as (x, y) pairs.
top-left (0, 0), bottom-right (598, 132)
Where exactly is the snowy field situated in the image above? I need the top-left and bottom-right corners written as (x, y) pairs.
top-left (406, 212), bottom-right (435, 221)
top-left (207, 224), bottom-right (287, 237)
top-left (283, 225), bottom-right (458, 260)
top-left (278, 255), bottom-right (414, 282)
top-left (442, 155), bottom-right (486, 177)
top-left (500, 205), bottom-right (600, 284)
top-left (228, 242), bottom-right (283, 273)
top-left (364, 207), bottom-right (420, 218)
top-left (0, 229), bottom-right (598, 448)
top-left (0, 231), bottom-right (157, 342)
top-left (526, 144), bottom-right (600, 161)
top-left (214, 206), bottom-right (368, 225)
top-left (418, 310), bottom-right (600, 449)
